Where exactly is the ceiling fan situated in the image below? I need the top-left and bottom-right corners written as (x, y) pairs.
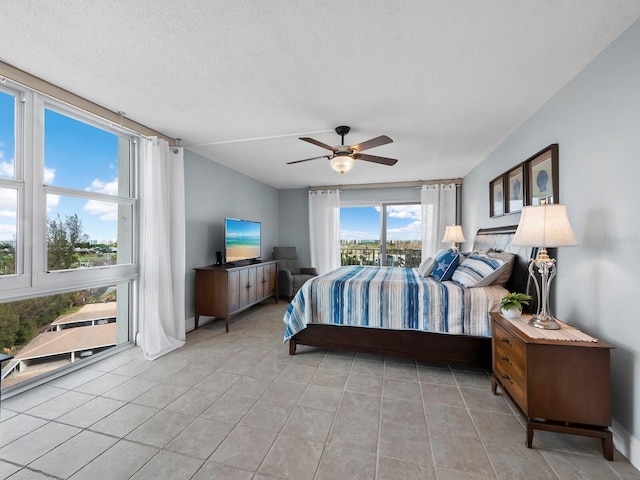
top-left (287, 126), bottom-right (398, 174)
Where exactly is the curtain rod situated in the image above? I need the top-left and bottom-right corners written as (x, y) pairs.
top-left (0, 61), bottom-right (175, 146)
top-left (308, 178), bottom-right (462, 191)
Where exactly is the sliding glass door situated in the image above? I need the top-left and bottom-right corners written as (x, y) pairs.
top-left (340, 203), bottom-right (421, 267)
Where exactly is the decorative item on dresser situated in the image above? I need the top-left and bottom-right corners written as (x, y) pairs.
top-left (193, 260), bottom-right (278, 332)
top-left (490, 312), bottom-right (613, 460)
top-left (499, 292), bottom-right (532, 320)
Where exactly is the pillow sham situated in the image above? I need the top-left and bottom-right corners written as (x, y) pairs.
top-left (486, 249), bottom-right (517, 286)
top-left (451, 254), bottom-right (506, 287)
top-left (430, 248), bottom-right (461, 282)
top-left (417, 257), bottom-right (436, 277)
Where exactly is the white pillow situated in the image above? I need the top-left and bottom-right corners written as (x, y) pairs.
top-left (417, 257), bottom-right (436, 277)
top-left (451, 254), bottom-right (506, 287)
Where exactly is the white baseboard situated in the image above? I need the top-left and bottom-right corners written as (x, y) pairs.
top-left (612, 419), bottom-right (640, 469)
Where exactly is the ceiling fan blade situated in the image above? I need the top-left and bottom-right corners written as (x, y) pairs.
top-left (299, 137), bottom-right (337, 152)
top-left (351, 135), bottom-right (393, 152)
top-left (354, 153), bottom-right (398, 166)
top-left (287, 155), bottom-right (330, 165)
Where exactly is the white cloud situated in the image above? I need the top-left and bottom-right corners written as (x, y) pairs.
top-left (0, 160), bottom-right (13, 177)
top-left (0, 223), bottom-right (16, 239)
top-left (387, 205), bottom-right (421, 220)
top-left (46, 194), bottom-right (60, 211)
top-left (44, 167), bottom-right (56, 184)
top-left (0, 187), bottom-right (16, 211)
top-left (83, 199), bottom-right (118, 222)
top-left (388, 220), bottom-right (422, 235)
top-left (86, 178), bottom-right (118, 195)
top-left (0, 209), bottom-right (16, 219)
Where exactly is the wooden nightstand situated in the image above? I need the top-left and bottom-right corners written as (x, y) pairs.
top-left (490, 312), bottom-right (614, 460)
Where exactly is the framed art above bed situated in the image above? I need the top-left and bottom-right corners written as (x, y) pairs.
top-left (490, 144), bottom-right (559, 216)
top-left (526, 144), bottom-right (559, 205)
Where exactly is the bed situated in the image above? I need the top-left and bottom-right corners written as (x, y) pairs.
top-left (284, 225), bottom-right (537, 369)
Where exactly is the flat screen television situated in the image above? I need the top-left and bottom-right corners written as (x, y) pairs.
top-left (224, 218), bottom-right (261, 263)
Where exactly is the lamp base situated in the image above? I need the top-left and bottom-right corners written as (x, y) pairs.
top-left (528, 314), bottom-right (561, 330)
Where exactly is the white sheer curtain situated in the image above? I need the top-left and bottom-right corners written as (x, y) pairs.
top-left (421, 184), bottom-right (457, 259)
top-left (138, 138), bottom-right (186, 360)
top-left (309, 189), bottom-right (341, 275)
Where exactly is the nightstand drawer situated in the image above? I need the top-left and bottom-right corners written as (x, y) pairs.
top-left (493, 321), bottom-right (525, 364)
top-left (492, 320), bottom-right (526, 407)
top-left (493, 350), bottom-right (525, 406)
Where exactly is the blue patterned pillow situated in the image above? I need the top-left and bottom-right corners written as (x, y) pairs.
top-left (430, 249), bottom-right (461, 282)
top-left (451, 254), bottom-right (506, 287)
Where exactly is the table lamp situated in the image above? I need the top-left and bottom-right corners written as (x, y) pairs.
top-left (511, 204), bottom-right (577, 329)
top-left (442, 225), bottom-right (466, 251)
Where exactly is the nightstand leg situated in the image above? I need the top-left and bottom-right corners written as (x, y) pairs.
top-left (526, 422), bottom-right (534, 448)
top-left (491, 375), bottom-right (498, 395)
top-left (602, 432), bottom-right (614, 461)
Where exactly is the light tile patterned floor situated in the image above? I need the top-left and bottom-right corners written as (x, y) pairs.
top-left (1, 302), bottom-right (639, 479)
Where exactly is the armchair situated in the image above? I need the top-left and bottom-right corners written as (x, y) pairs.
top-left (272, 246), bottom-right (318, 301)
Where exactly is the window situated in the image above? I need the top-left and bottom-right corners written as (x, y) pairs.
top-left (0, 79), bottom-right (138, 391)
top-left (44, 108), bottom-right (134, 271)
top-left (340, 202), bottom-right (422, 267)
top-left (384, 203), bottom-right (422, 267)
top-left (0, 89), bottom-right (19, 278)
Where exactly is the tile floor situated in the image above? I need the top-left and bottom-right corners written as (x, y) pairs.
top-left (0, 301), bottom-right (639, 479)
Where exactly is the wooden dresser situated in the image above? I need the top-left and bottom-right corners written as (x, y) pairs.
top-left (490, 312), bottom-right (613, 460)
top-left (194, 261), bottom-right (278, 332)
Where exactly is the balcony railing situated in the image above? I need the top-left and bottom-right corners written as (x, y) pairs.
top-left (340, 247), bottom-right (422, 268)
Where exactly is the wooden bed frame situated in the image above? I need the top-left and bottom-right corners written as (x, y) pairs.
top-left (288, 225), bottom-right (538, 369)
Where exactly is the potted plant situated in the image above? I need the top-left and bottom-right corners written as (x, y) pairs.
top-left (499, 292), bottom-right (532, 320)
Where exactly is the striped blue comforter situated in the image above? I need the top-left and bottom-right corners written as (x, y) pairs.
top-left (283, 266), bottom-right (507, 341)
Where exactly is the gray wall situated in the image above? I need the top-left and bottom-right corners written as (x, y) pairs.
top-left (184, 149), bottom-right (279, 323)
top-left (278, 189), bottom-right (311, 266)
top-left (463, 20), bottom-right (640, 446)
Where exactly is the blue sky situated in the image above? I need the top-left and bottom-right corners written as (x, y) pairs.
top-left (1, 92), bottom-right (121, 242)
top-left (340, 205), bottom-right (422, 241)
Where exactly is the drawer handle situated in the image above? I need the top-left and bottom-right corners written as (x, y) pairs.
top-left (501, 337), bottom-right (512, 346)
top-left (501, 373), bottom-right (513, 385)
top-left (501, 355), bottom-right (512, 365)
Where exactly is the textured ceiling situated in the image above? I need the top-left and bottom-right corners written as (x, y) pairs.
top-left (1, 1), bottom-right (639, 189)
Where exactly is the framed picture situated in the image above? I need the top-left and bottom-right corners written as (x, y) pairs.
top-left (490, 175), bottom-right (505, 217)
top-left (505, 163), bottom-right (525, 214)
top-left (526, 144), bottom-right (559, 206)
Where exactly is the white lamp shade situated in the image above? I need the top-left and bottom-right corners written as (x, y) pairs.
top-left (330, 155), bottom-right (354, 174)
top-left (442, 225), bottom-right (466, 244)
top-left (511, 204), bottom-right (577, 248)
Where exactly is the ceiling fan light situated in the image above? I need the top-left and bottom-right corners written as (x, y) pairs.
top-left (330, 155), bottom-right (354, 174)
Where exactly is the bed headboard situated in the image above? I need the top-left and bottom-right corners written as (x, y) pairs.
top-left (472, 225), bottom-right (542, 313)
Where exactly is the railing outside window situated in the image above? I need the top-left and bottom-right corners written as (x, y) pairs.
top-left (340, 246), bottom-right (421, 268)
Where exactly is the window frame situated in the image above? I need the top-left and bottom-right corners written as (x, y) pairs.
top-left (0, 79), bottom-right (140, 303)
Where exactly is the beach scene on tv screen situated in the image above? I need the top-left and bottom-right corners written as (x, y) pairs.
top-left (226, 220), bottom-right (261, 262)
